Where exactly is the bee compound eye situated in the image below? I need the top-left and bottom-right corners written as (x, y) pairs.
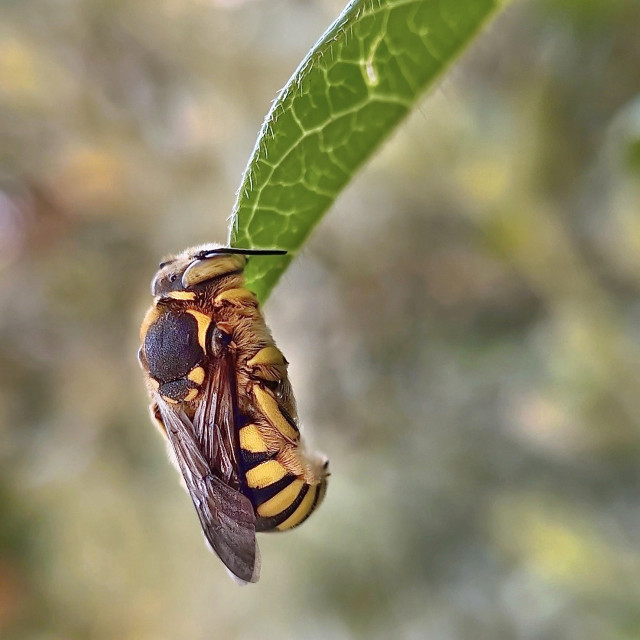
top-left (213, 327), bottom-right (231, 347)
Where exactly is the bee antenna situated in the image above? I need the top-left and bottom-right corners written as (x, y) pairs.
top-left (197, 248), bottom-right (287, 258)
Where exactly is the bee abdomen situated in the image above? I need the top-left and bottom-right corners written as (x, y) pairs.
top-left (239, 424), bottom-right (326, 532)
top-left (275, 479), bottom-right (326, 531)
top-left (252, 476), bottom-right (326, 532)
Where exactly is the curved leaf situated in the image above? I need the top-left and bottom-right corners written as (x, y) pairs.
top-left (229, 0), bottom-right (505, 302)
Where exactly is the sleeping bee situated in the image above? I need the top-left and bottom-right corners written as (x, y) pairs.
top-left (138, 244), bottom-right (328, 583)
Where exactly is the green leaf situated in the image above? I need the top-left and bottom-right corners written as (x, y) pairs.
top-left (229, 0), bottom-right (505, 303)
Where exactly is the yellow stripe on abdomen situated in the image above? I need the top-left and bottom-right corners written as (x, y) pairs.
top-left (245, 460), bottom-right (287, 489)
top-left (239, 424), bottom-right (268, 453)
top-left (277, 484), bottom-right (319, 531)
top-left (257, 479), bottom-right (304, 518)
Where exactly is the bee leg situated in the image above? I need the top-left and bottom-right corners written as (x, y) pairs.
top-left (247, 346), bottom-right (288, 382)
top-left (149, 402), bottom-right (167, 436)
top-left (214, 288), bottom-right (258, 310)
top-left (252, 384), bottom-right (299, 443)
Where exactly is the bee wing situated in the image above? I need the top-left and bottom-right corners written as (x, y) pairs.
top-left (156, 400), bottom-right (260, 584)
top-left (193, 348), bottom-right (242, 490)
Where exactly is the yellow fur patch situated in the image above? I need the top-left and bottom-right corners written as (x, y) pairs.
top-left (187, 366), bottom-right (205, 385)
top-left (214, 288), bottom-right (257, 307)
top-left (184, 309), bottom-right (212, 351)
top-left (166, 291), bottom-right (196, 301)
top-left (183, 388), bottom-right (199, 402)
top-left (139, 305), bottom-right (161, 341)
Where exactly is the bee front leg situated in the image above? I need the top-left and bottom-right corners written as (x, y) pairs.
top-left (213, 288), bottom-right (258, 313)
top-left (247, 346), bottom-right (288, 382)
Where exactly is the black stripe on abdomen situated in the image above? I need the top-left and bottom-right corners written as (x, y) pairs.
top-left (247, 473), bottom-right (296, 505)
top-left (255, 483), bottom-right (310, 532)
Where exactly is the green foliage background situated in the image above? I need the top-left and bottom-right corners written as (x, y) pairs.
top-left (230, 0), bottom-right (502, 301)
top-left (1, 0), bottom-right (640, 639)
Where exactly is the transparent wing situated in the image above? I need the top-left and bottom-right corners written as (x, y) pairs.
top-left (156, 399), bottom-right (260, 583)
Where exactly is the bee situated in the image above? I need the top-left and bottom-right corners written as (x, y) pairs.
top-left (138, 244), bottom-right (328, 583)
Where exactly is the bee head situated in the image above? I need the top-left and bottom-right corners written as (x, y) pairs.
top-left (151, 244), bottom-right (286, 296)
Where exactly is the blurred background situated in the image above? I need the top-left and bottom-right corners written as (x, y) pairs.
top-left (1, 0), bottom-right (640, 638)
